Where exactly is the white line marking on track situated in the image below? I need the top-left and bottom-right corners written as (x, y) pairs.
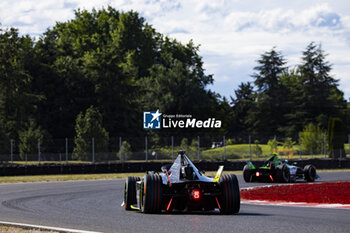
top-left (0, 221), bottom-right (103, 233)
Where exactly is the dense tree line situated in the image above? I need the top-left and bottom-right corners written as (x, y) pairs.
top-left (230, 44), bottom-right (347, 142)
top-left (0, 7), bottom-right (348, 157)
top-left (0, 7), bottom-right (220, 154)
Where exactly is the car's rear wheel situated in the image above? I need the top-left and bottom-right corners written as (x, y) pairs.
top-left (140, 174), bottom-right (162, 213)
top-left (304, 165), bottom-right (316, 182)
top-left (243, 165), bottom-right (252, 182)
top-left (219, 174), bottom-right (240, 214)
top-left (276, 165), bottom-right (290, 183)
top-left (124, 176), bottom-right (139, 210)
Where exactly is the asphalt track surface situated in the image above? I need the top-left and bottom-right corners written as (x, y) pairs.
top-left (0, 172), bottom-right (349, 233)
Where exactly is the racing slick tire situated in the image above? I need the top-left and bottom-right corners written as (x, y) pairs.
top-left (140, 174), bottom-right (162, 213)
top-left (304, 165), bottom-right (316, 182)
top-left (276, 165), bottom-right (290, 183)
top-left (243, 165), bottom-right (252, 182)
top-left (124, 176), bottom-right (139, 210)
top-left (219, 174), bottom-right (240, 214)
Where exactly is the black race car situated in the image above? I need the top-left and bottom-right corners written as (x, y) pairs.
top-left (123, 150), bottom-right (240, 214)
top-left (243, 154), bottom-right (318, 183)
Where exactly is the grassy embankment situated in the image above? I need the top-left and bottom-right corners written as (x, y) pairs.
top-left (199, 143), bottom-right (349, 160)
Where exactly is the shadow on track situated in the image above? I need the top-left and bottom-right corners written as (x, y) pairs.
top-left (133, 210), bottom-right (271, 216)
top-left (237, 212), bottom-right (271, 216)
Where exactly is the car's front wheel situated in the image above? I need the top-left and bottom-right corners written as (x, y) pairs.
top-left (124, 176), bottom-right (139, 210)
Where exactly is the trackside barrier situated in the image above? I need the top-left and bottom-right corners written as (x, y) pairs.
top-left (0, 158), bottom-right (349, 176)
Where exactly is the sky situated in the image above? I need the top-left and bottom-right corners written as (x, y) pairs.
top-left (1, 0), bottom-right (350, 100)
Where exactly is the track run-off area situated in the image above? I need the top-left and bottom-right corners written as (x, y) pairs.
top-left (0, 171), bottom-right (349, 233)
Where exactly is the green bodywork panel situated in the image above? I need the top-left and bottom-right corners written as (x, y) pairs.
top-left (261, 154), bottom-right (282, 169)
top-left (247, 161), bottom-right (255, 169)
top-left (247, 154), bottom-right (286, 170)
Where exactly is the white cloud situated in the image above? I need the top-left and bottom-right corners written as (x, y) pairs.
top-left (1, 0), bottom-right (350, 99)
top-left (0, 0), bottom-right (74, 34)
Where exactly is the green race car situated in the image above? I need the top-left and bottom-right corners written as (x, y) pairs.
top-left (243, 154), bottom-right (318, 183)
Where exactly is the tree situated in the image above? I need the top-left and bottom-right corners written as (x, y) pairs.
top-left (253, 48), bottom-right (286, 93)
top-left (180, 138), bottom-right (189, 154)
top-left (18, 120), bottom-right (50, 160)
top-left (0, 125), bottom-right (9, 155)
top-left (140, 39), bottom-right (216, 130)
top-left (0, 28), bottom-right (40, 139)
top-left (267, 138), bottom-right (277, 153)
top-left (240, 43), bottom-right (347, 141)
top-left (31, 7), bottom-right (220, 141)
top-left (189, 138), bottom-right (199, 159)
top-left (298, 42), bottom-right (346, 129)
top-left (230, 82), bottom-right (254, 139)
top-left (327, 118), bottom-right (345, 158)
top-left (282, 137), bottom-right (295, 149)
top-left (299, 123), bottom-right (325, 155)
top-left (213, 96), bottom-right (232, 136)
top-left (118, 140), bottom-right (131, 161)
top-left (73, 106), bottom-right (109, 160)
top-left (278, 70), bottom-right (306, 137)
top-left (33, 8), bottom-right (146, 138)
top-left (2, 8), bottom-right (350, 153)
top-left (247, 48), bottom-right (287, 139)
top-left (253, 140), bottom-right (262, 157)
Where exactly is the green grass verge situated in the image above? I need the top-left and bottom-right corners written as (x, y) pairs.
top-left (7, 161), bottom-right (92, 165)
top-left (201, 144), bottom-right (270, 160)
top-left (0, 173), bottom-right (145, 184)
top-left (201, 144), bottom-right (349, 160)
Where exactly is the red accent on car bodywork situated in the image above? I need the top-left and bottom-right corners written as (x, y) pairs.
top-left (165, 169), bottom-right (172, 187)
top-left (166, 198), bottom-right (173, 211)
top-left (215, 197), bottom-right (221, 209)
